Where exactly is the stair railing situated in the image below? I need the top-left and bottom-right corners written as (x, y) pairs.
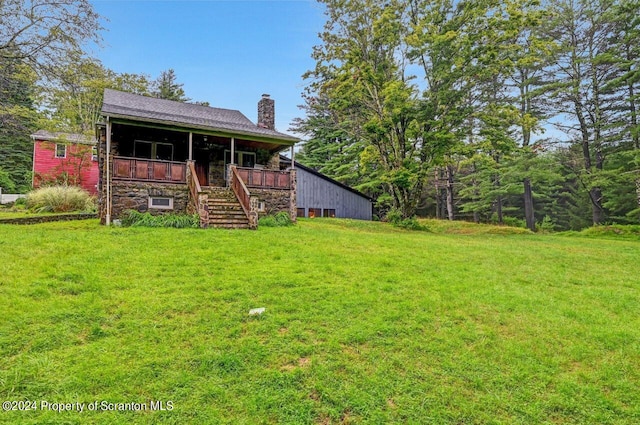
top-left (229, 164), bottom-right (258, 229)
top-left (187, 161), bottom-right (209, 228)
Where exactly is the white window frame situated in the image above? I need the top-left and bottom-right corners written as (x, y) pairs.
top-left (148, 196), bottom-right (174, 210)
top-left (55, 143), bottom-right (67, 158)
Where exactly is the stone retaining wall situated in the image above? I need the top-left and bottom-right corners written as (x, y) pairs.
top-left (0, 213), bottom-right (97, 225)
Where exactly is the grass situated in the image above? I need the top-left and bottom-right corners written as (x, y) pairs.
top-left (0, 218), bottom-right (639, 424)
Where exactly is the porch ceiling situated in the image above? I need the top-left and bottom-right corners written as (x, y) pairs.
top-left (108, 117), bottom-right (296, 150)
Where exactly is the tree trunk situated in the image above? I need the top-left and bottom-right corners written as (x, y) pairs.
top-left (446, 164), bottom-right (454, 221)
top-left (434, 169), bottom-right (441, 219)
top-left (493, 172), bottom-right (503, 224)
top-left (524, 178), bottom-right (535, 231)
top-left (590, 188), bottom-right (604, 224)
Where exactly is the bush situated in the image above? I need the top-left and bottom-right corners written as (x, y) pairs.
top-left (26, 185), bottom-right (94, 213)
top-left (385, 208), bottom-right (403, 225)
top-left (121, 210), bottom-right (200, 228)
top-left (536, 215), bottom-right (556, 233)
top-left (259, 211), bottom-right (293, 227)
top-left (491, 213), bottom-right (526, 228)
top-left (385, 208), bottom-right (427, 231)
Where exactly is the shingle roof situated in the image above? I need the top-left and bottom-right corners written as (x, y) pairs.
top-left (31, 130), bottom-right (96, 145)
top-left (101, 89), bottom-right (298, 144)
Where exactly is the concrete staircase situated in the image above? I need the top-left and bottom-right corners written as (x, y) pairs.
top-left (205, 187), bottom-right (251, 229)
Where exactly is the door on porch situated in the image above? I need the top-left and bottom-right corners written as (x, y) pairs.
top-left (193, 148), bottom-right (209, 186)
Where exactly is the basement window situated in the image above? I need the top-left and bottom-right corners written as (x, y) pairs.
top-left (308, 208), bottom-right (321, 218)
top-left (323, 209), bottom-right (336, 218)
top-left (55, 144), bottom-right (66, 158)
top-left (148, 196), bottom-right (173, 210)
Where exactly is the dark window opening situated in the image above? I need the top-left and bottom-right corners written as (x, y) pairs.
top-left (309, 208), bottom-right (321, 218)
top-left (297, 208), bottom-right (305, 218)
top-left (323, 209), bottom-right (336, 218)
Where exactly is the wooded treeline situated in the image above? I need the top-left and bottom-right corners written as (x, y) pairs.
top-left (0, 0), bottom-right (190, 193)
top-left (293, 0), bottom-right (640, 230)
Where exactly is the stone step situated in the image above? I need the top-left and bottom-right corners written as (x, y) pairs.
top-left (209, 213), bottom-right (247, 220)
top-left (210, 223), bottom-right (251, 229)
top-left (209, 204), bottom-right (244, 212)
top-left (209, 219), bottom-right (250, 226)
top-left (208, 202), bottom-right (242, 207)
top-left (208, 199), bottom-right (239, 205)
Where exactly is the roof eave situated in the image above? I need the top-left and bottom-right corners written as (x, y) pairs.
top-left (30, 132), bottom-right (96, 145)
top-left (102, 111), bottom-right (299, 146)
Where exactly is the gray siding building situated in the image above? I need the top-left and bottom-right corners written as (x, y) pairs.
top-left (282, 158), bottom-right (373, 220)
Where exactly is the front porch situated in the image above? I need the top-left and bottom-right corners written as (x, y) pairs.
top-left (111, 156), bottom-right (292, 190)
top-left (101, 123), bottom-right (297, 229)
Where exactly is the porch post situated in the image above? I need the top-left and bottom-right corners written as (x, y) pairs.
top-left (231, 137), bottom-right (235, 164)
top-left (106, 117), bottom-right (112, 225)
top-left (291, 145), bottom-right (295, 169)
top-left (188, 132), bottom-right (193, 161)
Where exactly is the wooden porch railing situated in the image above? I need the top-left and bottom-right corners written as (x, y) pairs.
top-left (112, 156), bottom-right (186, 183)
top-left (187, 161), bottom-right (208, 228)
top-left (229, 165), bottom-right (258, 229)
top-left (236, 167), bottom-right (291, 189)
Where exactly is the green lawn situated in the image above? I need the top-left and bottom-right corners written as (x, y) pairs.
top-left (0, 219), bottom-right (639, 424)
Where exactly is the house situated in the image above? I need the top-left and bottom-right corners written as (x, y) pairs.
top-left (31, 130), bottom-right (99, 195)
top-left (97, 89), bottom-right (299, 229)
top-left (280, 156), bottom-right (373, 220)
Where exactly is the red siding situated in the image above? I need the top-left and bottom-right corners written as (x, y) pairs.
top-left (33, 140), bottom-right (99, 195)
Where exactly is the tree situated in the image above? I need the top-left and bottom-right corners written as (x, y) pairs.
top-left (0, 52), bottom-right (39, 192)
top-left (546, 0), bottom-right (620, 224)
top-left (43, 52), bottom-right (150, 135)
top-left (299, 0), bottom-right (424, 218)
top-left (0, 0), bottom-right (101, 78)
top-left (151, 69), bottom-right (189, 102)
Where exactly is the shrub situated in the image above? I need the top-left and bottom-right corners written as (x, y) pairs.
top-left (259, 211), bottom-right (293, 227)
top-left (26, 185), bottom-right (94, 213)
top-left (121, 210), bottom-right (200, 228)
top-left (385, 208), bottom-right (427, 231)
top-left (536, 215), bottom-right (556, 233)
top-left (385, 208), bottom-right (403, 225)
top-left (491, 214), bottom-right (526, 228)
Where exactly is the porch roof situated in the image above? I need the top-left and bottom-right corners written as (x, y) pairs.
top-left (101, 89), bottom-right (299, 146)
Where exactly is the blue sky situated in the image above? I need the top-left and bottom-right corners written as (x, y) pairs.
top-left (91, 0), bottom-right (326, 136)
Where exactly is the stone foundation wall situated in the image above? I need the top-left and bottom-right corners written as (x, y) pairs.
top-left (250, 188), bottom-right (290, 216)
top-left (110, 181), bottom-right (189, 219)
top-left (250, 173), bottom-right (296, 223)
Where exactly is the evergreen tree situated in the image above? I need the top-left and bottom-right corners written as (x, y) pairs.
top-left (0, 52), bottom-right (38, 192)
top-left (152, 69), bottom-right (190, 102)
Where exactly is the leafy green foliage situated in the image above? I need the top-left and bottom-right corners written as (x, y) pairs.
top-left (258, 211), bottom-right (294, 227)
top-left (386, 207), bottom-right (427, 230)
top-left (43, 52), bottom-right (150, 135)
top-left (0, 166), bottom-right (16, 193)
top-left (120, 210), bottom-right (199, 228)
top-left (25, 185), bottom-right (94, 213)
top-left (0, 52), bottom-right (39, 193)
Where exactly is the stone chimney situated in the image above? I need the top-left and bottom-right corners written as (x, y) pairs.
top-left (257, 94), bottom-right (275, 130)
